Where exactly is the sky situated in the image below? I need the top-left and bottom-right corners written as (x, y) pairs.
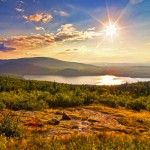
top-left (0, 0), bottom-right (150, 63)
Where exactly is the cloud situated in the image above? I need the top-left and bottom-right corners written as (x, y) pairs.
top-left (55, 24), bottom-right (84, 41)
top-left (58, 11), bottom-right (69, 17)
top-left (0, 24), bottom-right (103, 51)
top-left (42, 13), bottom-right (53, 23)
top-left (15, 8), bottom-right (24, 12)
top-left (55, 24), bottom-right (102, 42)
top-left (66, 49), bottom-right (78, 51)
top-left (0, 43), bottom-right (16, 52)
top-left (15, 1), bottom-right (25, 13)
top-left (54, 10), bottom-right (69, 17)
top-left (16, 1), bottom-right (24, 4)
top-left (23, 13), bottom-right (43, 22)
top-left (88, 27), bottom-right (96, 31)
top-left (58, 49), bottom-right (79, 55)
top-left (0, 34), bottom-right (55, 50)
top-left (23, 13), bottom-right (53, 23)
top-left (130, 0), bottom-right (144, 4)
top-left (35, 26), bottom-right (45, 31)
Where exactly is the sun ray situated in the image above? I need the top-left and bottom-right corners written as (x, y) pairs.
top-left (114, 1), bottom-right (131, 25)
top-left (68, 4), bottom-right (108, 28)
top-left (85, 12), bottom-right (107, 27)
top-left (68, 0), bottom-right (135, 41)
top-left (99, 35), bottom-right (107, 46)
top-left (106, 0), bottom-right (111, 24)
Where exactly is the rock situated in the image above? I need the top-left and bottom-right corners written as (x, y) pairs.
top-left (62, 113), bottom-right (71, 120)
top-left (47, 118), bottom-right (60, 125)
top-left (136, 119), bottom-right (143, 123)
top-left (88, 118), bottom-right (99, 122)
top-left (71, 125), bottom-right (79, 129)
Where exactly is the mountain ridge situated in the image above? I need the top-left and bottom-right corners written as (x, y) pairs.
top-left (0, 57), bottom-right (100, 76)
top-left (0, 57), bottom-right (150, 77)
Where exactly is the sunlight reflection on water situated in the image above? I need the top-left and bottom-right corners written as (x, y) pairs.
top-left (24, 75), bottom-right (150, 86)
top-left (96, 75), bottom-right (125, 85)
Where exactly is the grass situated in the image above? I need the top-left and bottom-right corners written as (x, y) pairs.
top-left (0, 105), bottom-right (150, 149)
top-left (0, 133), bottom-right (149, 150)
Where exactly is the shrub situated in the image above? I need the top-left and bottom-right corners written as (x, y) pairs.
top-left (98, 94), bottom-right (118, 108)
top-left (125, 100), bottom-right (144, 111)
top-left (146, 103), bottom-right (150, 111)
top-left (0, 114), bottom-right (22, 137)
top-left (52, 93), bottom-right (72, 107)
top-left (0, 102), bottom-right (6, 110)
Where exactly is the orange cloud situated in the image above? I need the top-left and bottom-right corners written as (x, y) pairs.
top-left (0, 24), bottom-right (102, 51)
top-left (0, 43), bottom-right (15, 51)
top-left (0, 34), bottom-right (55, 50)
top-left (55, 24), bottom-right (103, 41)
top-left (23, 13), bottom-right (53, 23)
top-left (42, 13), bottom-right (53, 23)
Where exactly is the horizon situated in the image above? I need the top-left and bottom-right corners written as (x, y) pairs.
top-left (0, 0), bottom-right (150, 63)
top-left (0, 56), bottom-right (150, 65)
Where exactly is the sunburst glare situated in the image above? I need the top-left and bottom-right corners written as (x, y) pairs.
top-left (105, 23), bottom-right (118, 38)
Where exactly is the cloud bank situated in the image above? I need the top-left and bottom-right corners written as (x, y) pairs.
top-left (0, 24), bottom-right (102, 51)
top-left (0, 43), bottom-right (16, 51)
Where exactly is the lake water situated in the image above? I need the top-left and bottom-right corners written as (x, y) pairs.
top-left (24, 75), bottom-right (150, 85)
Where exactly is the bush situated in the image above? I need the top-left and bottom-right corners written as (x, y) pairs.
top-left (83, 91), bottom-right (98, 105)
top-left (146, 103), bottom-right (150, 111)
top-left (0, 114), bottom-right (22, 137)
top-left (98, 94), bottom-right (118, 108)
top-left (125, 100), bottom-right (144, 111)
top-left (0, 102), bottom-right (6, 110)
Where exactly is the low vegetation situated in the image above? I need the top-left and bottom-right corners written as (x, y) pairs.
top-left (0, 133), bottom-right (149, 150)
top-left (0, 76), bottom-right (150, 111)
top-left (0, 76), bottom-right (150, 149)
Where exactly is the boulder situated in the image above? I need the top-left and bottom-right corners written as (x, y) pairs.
top-left (47, 118), bottom-right (60, 125)
top-left (62, 113), bottom-right (71, 120)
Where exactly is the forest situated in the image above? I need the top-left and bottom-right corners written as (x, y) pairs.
top-left (0, 76), bottom-right (150, 111)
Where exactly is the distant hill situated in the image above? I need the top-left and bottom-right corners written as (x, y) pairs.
top-left (0, 62), bottom-right (51, 75)
top-left (0, 57), bottom-right (150, 77)
top-left (92, 63), bottom-right (150, 66)
top-left (0, 57), bottom-right (100, 76)
top-left (6, 57), bottom-right (97, 70)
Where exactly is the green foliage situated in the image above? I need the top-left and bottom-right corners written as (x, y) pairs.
top-left (0, 101), bottom-right (6, 110)
top-left (125, 99), bottom-right (145, 111)
top-left (0, 114), bottom-right (22, 137)
top-left (0, 76), bottom-right (150, 111)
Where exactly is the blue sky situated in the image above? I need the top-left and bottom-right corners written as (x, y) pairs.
top-left (0, 0), bottom-right (150, 63)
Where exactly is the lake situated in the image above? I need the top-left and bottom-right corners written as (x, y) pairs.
top-left (24, 75), bottom-right (150, 85)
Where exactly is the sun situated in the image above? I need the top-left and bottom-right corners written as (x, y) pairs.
top-left (105, 23), bottom-right (118, 38)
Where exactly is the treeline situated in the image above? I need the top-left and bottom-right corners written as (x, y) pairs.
top-left (0, 76), bottom-right (150, 111)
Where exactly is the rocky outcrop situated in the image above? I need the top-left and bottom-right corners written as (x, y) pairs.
top-left (62, 113), bottom-right (71, 120)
